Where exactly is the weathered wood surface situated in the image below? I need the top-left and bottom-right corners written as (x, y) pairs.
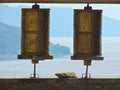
top-left (0, 0), bottom-right (120, 4)
top-left (0, 78), bottom-right (120, 90)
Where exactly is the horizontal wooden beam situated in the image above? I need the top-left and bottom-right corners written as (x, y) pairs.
top-left (0, 0), bottom-right (120, 4)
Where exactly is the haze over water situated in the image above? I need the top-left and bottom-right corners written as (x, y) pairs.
top-left (0, 37), bottom-right (120, 78)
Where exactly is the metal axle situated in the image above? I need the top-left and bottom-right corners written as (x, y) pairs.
top-left (33, 63), bottom-right (37, 78)
top-left (85, 64), bottom-right (89, 79)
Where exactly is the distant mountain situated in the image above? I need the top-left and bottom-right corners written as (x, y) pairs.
top-left (0, 5), bottom-right (73, 37)
top-left (50, 43), bottom-right (70, 58)
top-left (0, 21), bottom-right (20, 54)
top-left (1, 4), bottom-right (120, 37)
top-left (102, 16), bottom-right (120, 36)
top-left (0, 4), bottom-right (21, 27)
top-left (0, 21), bottom-right (70, 58)
top-left (50, 9), bottom-right (120, 37)
top-left (50, 7), bottom-right (73, 37)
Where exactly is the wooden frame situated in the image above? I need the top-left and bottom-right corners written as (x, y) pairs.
top-left (0, 0), bottom-right (120, 4)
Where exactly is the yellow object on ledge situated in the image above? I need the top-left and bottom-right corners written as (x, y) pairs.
top-left (55, 72), bottom-right (77, 78)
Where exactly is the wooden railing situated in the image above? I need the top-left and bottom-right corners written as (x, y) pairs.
top-left (0, 78), bottom-right (120, 90)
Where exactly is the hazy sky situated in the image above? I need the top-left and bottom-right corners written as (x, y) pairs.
top-left (3, 3), bottom-right (120, 20)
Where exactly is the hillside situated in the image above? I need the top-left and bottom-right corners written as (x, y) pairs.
top-left (0, 21), bottom-right (70, 59)
top-left (0, 22), bottom-right (20, 54)
top-left (0, 5), bottom-right (120, 37)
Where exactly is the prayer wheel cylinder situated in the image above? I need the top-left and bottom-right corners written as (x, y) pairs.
top-left (18, 6), bottom-right (53, 60)
top-left (71, 7), bottom-right (103, 61)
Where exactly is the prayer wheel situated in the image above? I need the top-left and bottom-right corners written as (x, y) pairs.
top-left (71, 6), bottom-right (103, 65)
top-left (18, 4), bottom-right (53, 63)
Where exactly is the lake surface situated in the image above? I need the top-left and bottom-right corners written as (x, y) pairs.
top-left (0, 37), bottom-right (120, 78)
top-left (0, 58), bottom-right (119, 78)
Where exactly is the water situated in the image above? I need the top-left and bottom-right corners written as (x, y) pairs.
top-left (0, 37), bottom-right (120, 78)
top-left (0, 58), bottom-right (119, 78)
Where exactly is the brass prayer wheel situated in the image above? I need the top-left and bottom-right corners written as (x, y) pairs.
top-left (71, 6), bottom-right (103, 65)
top-left (18, 5), bottom-right (53, 62)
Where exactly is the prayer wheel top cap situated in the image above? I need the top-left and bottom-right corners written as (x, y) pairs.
top-left (84, 3), bottom-right (92, 10)
top-left (32, 3), bottom-right (39, 9)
